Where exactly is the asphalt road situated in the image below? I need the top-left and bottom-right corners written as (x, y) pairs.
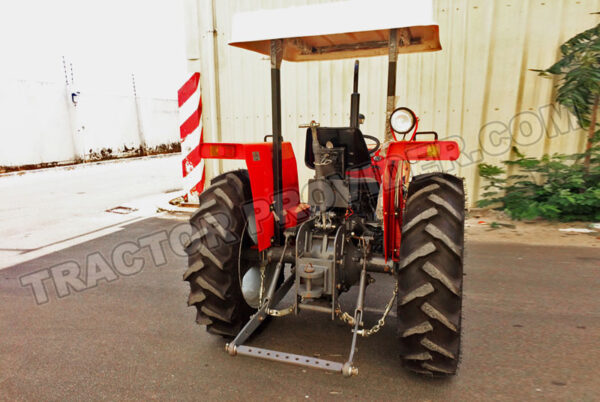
top-left (1, 216), bottom-right (599, 401)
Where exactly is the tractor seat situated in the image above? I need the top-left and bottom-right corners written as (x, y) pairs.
top-left (304, 127), bottom-right (372, 171)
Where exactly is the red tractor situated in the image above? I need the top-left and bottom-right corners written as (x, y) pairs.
top-left (183, 1), bottom-right (464, 377)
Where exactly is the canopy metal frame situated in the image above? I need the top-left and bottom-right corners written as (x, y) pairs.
top-left (268, 29), bottom-right (400, 244)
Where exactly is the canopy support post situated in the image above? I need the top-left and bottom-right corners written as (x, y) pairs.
top-left (384, 29), bottom-right (398, 142)
top-left (270, 39), bottom-right (284, 246)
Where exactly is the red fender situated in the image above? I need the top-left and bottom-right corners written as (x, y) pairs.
top-left (199, 142), bottom-right (309, 251)
top-left (382, 140), bottom-right (460, 261)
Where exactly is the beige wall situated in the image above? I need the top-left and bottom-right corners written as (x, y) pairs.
top-left (0, 79), bottom-right (180, 167)
top-left (185, 0), bottom-right (599, 204)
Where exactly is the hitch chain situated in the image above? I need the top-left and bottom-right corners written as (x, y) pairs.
top-left (337, 308), bottom-right (356, 326)
top-left (337, 279), bottom-right (398, 337)
top-left (357, 280), bottom-right (398, 337)
top-left (336, 239), bottom-right (399, 337)
top-left (336, 280), bottom-right (398, 337)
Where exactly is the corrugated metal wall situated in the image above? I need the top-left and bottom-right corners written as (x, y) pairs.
top-left (185, 0), bottom-right (600, 204)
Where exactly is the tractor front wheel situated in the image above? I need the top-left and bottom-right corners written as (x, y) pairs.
top-left (396, 172), bottom-right (465, 376)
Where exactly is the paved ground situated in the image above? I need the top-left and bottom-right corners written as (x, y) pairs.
top-left (1, 216), bottom-right (599, 401)
top-left (0, 154), bottom-right (182, 269)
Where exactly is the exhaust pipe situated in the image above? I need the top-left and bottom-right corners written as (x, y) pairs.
top-left (350, 60), bottom-right (360, 128)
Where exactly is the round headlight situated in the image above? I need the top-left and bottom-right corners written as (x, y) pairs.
top-left (390, 107), bottom-right (417, 134)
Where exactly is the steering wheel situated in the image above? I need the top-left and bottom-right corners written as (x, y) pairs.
top-left (363, 135), bottom-right (381, 156)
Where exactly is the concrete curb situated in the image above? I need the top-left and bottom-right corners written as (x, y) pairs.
top-left (0, 153), bottom-right (180, 179)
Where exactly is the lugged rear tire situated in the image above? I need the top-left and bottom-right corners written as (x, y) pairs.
top-left (183, 170), bottom-right (256, 337)
top-left (396, 172), bottom-right (465, 376)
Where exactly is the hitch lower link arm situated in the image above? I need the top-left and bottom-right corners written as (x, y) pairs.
top-left (224, 255), bottom-right (349, 375)
top-left (224, 235), bottom-right (365, 377)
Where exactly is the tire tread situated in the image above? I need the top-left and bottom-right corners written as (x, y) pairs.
top-left (184, 170), bottom-right (255, 337)
top-left (397, 172), bottom-right (464, 376)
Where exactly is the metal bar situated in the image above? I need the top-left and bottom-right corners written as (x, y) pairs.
top-left (350, 60), bottom-right (360, 128)
top-left (265, 245), bottom-right (295, 266)
top-left (413, 131), bottom-right (439, 141)
top-left (364, 254), bottom-right (393, 274)
top-left (270, 39), bottom-right (284, 246)
top-left (305, 40), bottom-right (389, 55)
top-left (384, 29), bottom-right (398, 142)
top-left (347, 310), bottom-right (362, 368)
top-left (236, 345), bottom-right (344, 373)
top-left (265, 262), bottom-right (284, 305)
top-left (227, 272), bottom-right (294, 353)
top-left (227, 304), bottom-right (269, 355)
top-left (332, 225), bottom-right (345, 320)
top-left (206, 0), bottom-right (222, 178)
top-left (298, 303), bottom-right (332, 314)
top-left (342, 256), bottom-right (368, 377)
top-left (268, 268), bottom-right (295, 313)
top-left (294, 219), bottom-right (314, 315)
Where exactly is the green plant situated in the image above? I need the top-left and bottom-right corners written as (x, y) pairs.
top-left (532, 22), bottom-right (600, 172)
top-left (480, 22), bottom-right (600, 221)
top-left (478, 147), bottom-right (600, 221)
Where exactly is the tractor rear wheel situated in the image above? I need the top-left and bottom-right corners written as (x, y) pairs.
top-left (183, 170), bottom-right (258, 337)
top-left (396, 172), bottom-right (464, 376)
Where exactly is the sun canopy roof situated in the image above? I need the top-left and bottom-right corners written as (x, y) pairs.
top-left (229, 0), bottom-right (441, 62)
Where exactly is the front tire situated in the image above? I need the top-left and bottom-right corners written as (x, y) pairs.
top-left (396, 173), bottom-right (465, 376)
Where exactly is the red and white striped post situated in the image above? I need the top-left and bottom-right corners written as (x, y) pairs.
top-left (178, 72), bottom-right (205, 204)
